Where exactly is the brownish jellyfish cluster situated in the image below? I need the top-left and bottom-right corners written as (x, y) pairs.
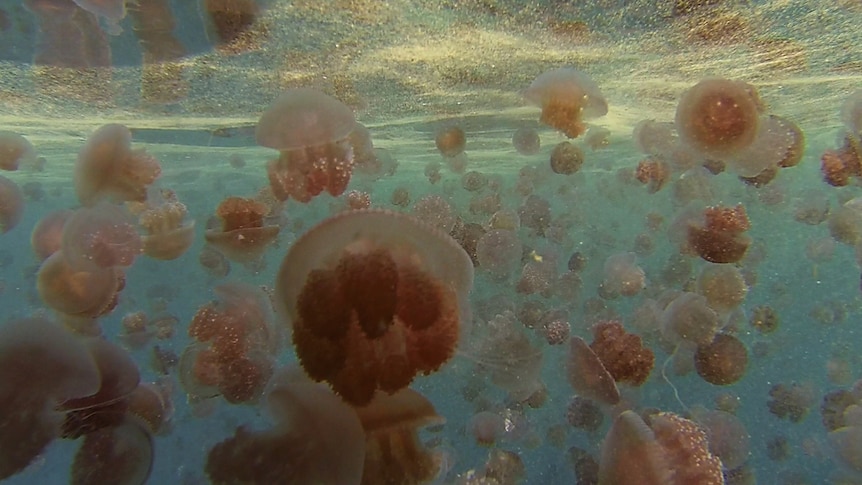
top-left (4, 45), bottom-right (862, 484)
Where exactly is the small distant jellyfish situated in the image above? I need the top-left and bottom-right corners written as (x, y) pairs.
top-left (696, 264), bottom-right (747, 314)
top-left (633, 119), bottom-right (678, 156)
top-left (550, 141), bottom-right (585, 175)
top-left (0, 131), bottom-right (38, 171)
top-left (204, 196), bottom-right (279, 263)
top-left (820, 134), bottom-right (861, 187)
top-left (344, 190), bottom-right (371, 210)
top-left (749, 305), bottom-right (779, 334)
top-left (686, 204), bottom-right (752, 264)
top-left (635, 158), bottom-right (671, 193)
top-left (694, 333), bottom-right (748, 386)
top-left (566, 396), bottom-right (604, 433)
top-left (768, 382), bottom-right (816, 423)
top-left (390, 187), bottom-right (411, 207)
top-left (476, 229), bottom-right (523, 280)
top-left (525, 67), bottom-right (608, 138)
top-left (540, 319), bottom-right (570, 345)
top-left (589, 320), bottom-right (655, 387)
top-left (435, 126), bottom-right (466, 158)
top-left (585, 126), bottom-right (611, 150)
top-left (424, 160), bottom-right (442, 184)
top-left (256, 88), bottom-right (357, 203)
top-left (462, 170), bottom-right (488, 192)
top-left (127, 188), bottom-right (195, 261)
top-left (412, 194), bottom-right (456, 233)
top-left (61, 203), bottom-right (143, 271)
top-left (512, 127), bottom-right (541, 155)
top-left (602, 252), bottom-right (646, 297)
top-left (675, 78), bottom-right (761, 157)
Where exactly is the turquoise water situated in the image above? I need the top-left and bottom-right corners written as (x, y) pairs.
top-left (1, 1), bottom-right (862, 484)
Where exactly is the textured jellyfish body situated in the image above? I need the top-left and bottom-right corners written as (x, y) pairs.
top-left (204, 196), bottom-right (279, 262)
top-left (206, 368), bottom-right (365, 485)
top-left (589, 321), bottom-right (655, 387)
top-left (821, 134), bottom-right (862, 187)
top-left (660, 292), bottom-right (722, 347)
top-left (75, 124), bottom-right (162, 206)
top-left (633, 120), bottom-right (678, 157)
top-left (275, 209), bottom-right (473, 406)
top-left (32, 209), bottom-right (73, 261)
top-left (601, 252), bottom-right (646, 297)
top-left (476, 229), bottom-right (523, 279)
top-left (62, 203), bottom-right (143, 271)
top-left (70, 415), bottom-right (154, 485)
top-left (767, 382), bottom-right (816, 423)
top-left (525, 67), bottom-right (608, 139)
top-left (567, 336), bottom-right (621, 405)
top-left (412, 194), bottom-right (456, 233)
top-left (0, 131), bottom-right (38, 171)
top-left (512, 127), bottom-right (541, 155)
top-left (550, 141), bottom-right (584, 174)
top-left (686, 204), bottom-right (752, 264)
top-left (728, 114), bottom-right (805, 177)
top-left (128, 189), bottom-right (195, 261)
top-left (675, 78), bottom-right (761, 158)
top-left (0, 175), bottom-right (24, 234)
top-left (355, 388), bottom-right (446, 485)
top-left (690, 407), bottom-right (750, 470)
top-left (256, 88), bottom-right (357, 203)
top-left (635, 158), bottom-right (671, 194)
top-left (598, 410), bottom-right (724, 485)
top-left (435, 126), bottom-right (466, 158)
top-left (694, 333), bottom-right (748, 385)
top-left (37, 250), bottom-right (124, 319)
top-left (696, 264), bottom-right (748, 314)
top-left (0, 317), bottom-right (100, 481)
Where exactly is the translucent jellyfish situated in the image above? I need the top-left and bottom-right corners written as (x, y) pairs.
top-left (829, 422), bottom-right (862, 474)
top-left (525, 67), bottom-right (608, 138)
top-left (31, 209), bottom-right (73, 261)
top-left (566, 396), bottom-right (604, 433)
top-left (567, 336), bottom-right (620, 405)
top-left (0, 131), bottom-right (38, 171)
top-left (660, 292), bottom-right (722, 347)
top-left (37, 251), bottom-right (124, 319)
top-left (675, 78), bottom-right (761, 157)
top-left (62, 203), bottom-right (142, 271)
top-left (275, 209), bottom-right (473, 405)
top-left (598, 410), bottom-right (723, 485)
top-left (540, 318), bottom-right (571, 346)
top-left (749, 305), bottom-right (779, 334)
top-left (828, 198), bottom-right (862, 246)
top-left (481, 449), bottom-right (526, 485)
top-left (61, 338), bottom-right (140, 414)
top-left (589, 320), bottom-right (655, 386)
top-left (696, 264), bottom-right (747, 314)
top-left (198, 245), bottom-right (230, 278)
top-left (635, 158), bottom-right (671, 194)
top-left (70, 415), bottom-right (153, 485)
top-left (690, 407), bottom-right (751, 470)
top-left (570, 447), bottom-right (600, 485)
top-left (686, 204), bottom-right (752, 264)
top-left (450, 220), bottom-right (485, 267)
top-left (469, 411), bottom-right (507, 446)
top-left (820, 134), bottom-right (862, 187)
top-left (75, 124), bottom-right (162, 206)
top-left (0, 317), bottom-right (100, 481)
top-left (125, 382), bottom-right (173, 435)
top-left (633, 120), bottom-right (678, 156)
top-left (390, 187), bottom-right (411, 207)
top-left (602, 252), bottom-right (646, 297)
top-left (550, 141), bottom-right (584, 174)
top-left (462, 170), bottom-right (488, 192)
top-left (435, 126), bottom-right (466, 158)
top-left (512, 127), bottom-right (541, 155)
top-left (127, 188), bottom-right (195, 261)
top-left (727, 115), bottom-right (804, 177)
top-left (205, 368), bottom-right (365, 485)
top-left (355, 388), bottom-right (447, 485)
top-left (475, 229), bottom-right (523, 280)
top-left (256, 88), bottom-right (357, 203)
top-left (586, 126), bottom-right (611, 150)
top-left (204, 196), bottom-right (280, 263)
top-left (767, 382), bottom-right (816, 423)
top-left (694, 333), bottom-right (748, 385)
top-left (412, 194), bottom-right (456, 233)
top-left (518, 194), bottom-right (552, 235)
top-left (0, 175), bottom-right (24, 234)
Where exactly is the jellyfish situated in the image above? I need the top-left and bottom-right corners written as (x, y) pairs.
top-left (586, 126), bottom-right (611, 150)
top-left (274, 209), bottom-right (472, 405)
top-left (589, 320), bottom-right (655, 387)
top-left (69, 414), bottom-right (153, 485)
top-left (821, 389), bottom-right (860, 432)
top-left (635, 158), bottom-right (671, 194)
top-left (694, 333), bottom-right (748, 386)
top-left (598, 410), bottom-right (724, 485)
top-left (0, 175), bottom-right (24, 234)
top-left (256, 88), bottom-right (357, 203)
top-left (391, 187), bottom-right (411, 207)
top-left (435, 125), bottom-right (466, 158)
top-left (61, 338), bottom-right (140, 416)
top-left (462, 171), bottom-right (488, 192)
top-left (820, 134), bottom-right (862, 187)
top-left (633, 120), bottom-right (678, 157)
top-left (198, 245), bottom-right (230, 278)
top-left (696, 264), bottom-right (747, 314)
top-left (726, 115), bottom-right (804, 177)
top-left (0, 317), bottom-right (100, 481)
top-left (412, 194), bottom-right (456, 233)
top-left (481, 448), bottom-right (526, 484)
top-left (355, 388), bottom-right (447, 485)
top-left (37, 251), bottom-right (124, 319)
top-left (125, 382), bottom-right (173, 435)
top-left (524, 67), bottom-right (608, 139)
top-left (0, 131), bottom-right (39, 171)
top-left (201, 0), bottom-right (263, 52)
top-left (675, 78), bottom-right (761, 157)
top-left (61, 203), bottom-right (142, 271)
top-left (475, 229), bottom-right (523, 280)
top-left (469, 411), bottom-right (507, 446)
top-left (512, 127), bottom-right (541, 155)
top-left (550, 141), bottom-right (585, 175)
top-left (690, 407), bottom-right (751, 470)
top-left (567, 336), bottom-right (620, 405)
top-left (205, 367), bottom-right (365, 485)
top-left (601, 252), bottom-right (646, 297)
top-left (686, 204), bottom-right (752, 264)
top-left (660, 292), bottom-right (722, 347)
top-left (827, 198), bottom-right (862, 246)
top-left (74, 124), bottom-right (162, 206)
top-left (767, 382), bottom-right (816, 423)
top-left (566, 396), bottom-right (604, 433)
top-left (749, 305), bottom-right (779, 334)
top-left (518, 194), bottom-right (552, 236)
top-left (31, 209), bottom-right (73, 262)
top-left (127, 188), bottom-right (195, 261)
top-left (204, 196), bottom-right (280, 263)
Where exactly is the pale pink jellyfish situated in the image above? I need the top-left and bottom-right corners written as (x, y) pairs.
top-left (127, 188), bottom-right (195, 261)
top-left (476, 229), bottom-right (523, 280)
top-left (601, 252), bottom-right (646, 297)
top-left (660, 292), bottom-right (722, 347)
top-left (525, 67), bottom-right (608, 138)
top-left (31, 210), bottom-right (73, 261)
top-left (61, 203), bottom-right (142, 271)
top-left (412, 194), bottom-right (456, 233)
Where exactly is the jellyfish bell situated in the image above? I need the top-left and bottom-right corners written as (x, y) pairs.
top-left (256, 88), bottom-right (357, 203)
top-left (690, 406), bottom-right (751, 470)
top-left (566, 336), bottom-right (621, 405)
top-left (31, 209), bottom-right (73, 261)
top-left (74, 124), bottom-right (162, 206)
top-left (0, 175), bottom-right (24, 234)
top-left (0, 131), bottom-right (38, 171)
top-left (660, 292), bottom-right (722, 347)
top-left (70, 415), bottom-right (154, 485)
top-left (204, 196), bottom-right (279, 263)
top-left (602, 252), bottom-right (646, 297)
top-left (37, 250), bottom-right (124, 319)
top-left (62, 203), bottom-right (143, 271)
top-left (435, 125), bottom-right (466, 158)
top-left (675, 78), bottom-right (761, 158)
top-left (727, 115), bottom-right (804, 177)
top-left (694, 333), bottom-right (748, 386)
top-left (589, 321), bottom-right (655, 387)
top-left (127, 188), bottom-right (195, 261)
top-left (525, 67), bottom-right (608, 139)
top-left (61, 338), bottom-right (141, 413)
top-left (633, 120), bottom-right (678, 157)
top-left (276, 209), bottom-right (473, 405)
top-left (512, 127), bottom-right (541, 155)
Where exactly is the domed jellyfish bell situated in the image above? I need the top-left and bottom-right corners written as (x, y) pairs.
top-left (567, 336), bottom-right (621, 406)
top-left (205, 367), bottom-right (365, 485)
top-left (524, 67), bottom-right (608, 139)
top-left (69, 415), bottom-right (154, 485)
top-left (256, 88), bottom-right (358, 203)
top-left (74, 124), bottom-right (162, 206)
top-left (0, 131), bottom-right (39, 171)
top-left (31, 209), bottom-right (74, 262)
top-left (126, 188), bottom-right (195, 261)
top-left (601, 252), bottom-right (646, 297)
top-left (0, 317), bottom-right (100, 481)
top-left (61, 202), bottom-right (143, 271)
top-left (275, 209), bottom-right (474, 406)
top-left (203, 196), bottom-right (280, 263)
top-left (0, 175), bottom-right (24, 234)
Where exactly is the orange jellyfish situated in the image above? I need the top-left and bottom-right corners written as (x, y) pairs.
top-left (635, 158), bottom-right (671, 193)
top-left (69, 415), bottom-right (154, 485)
top-left (31, 209), bottom-right (73, 261)
top-left (675, 78), bottom-right (761, 157)
top-left (598, 410), bottom-right (724, 485)
top-left (549, 141), bottom-right (585, 175)
top-left (601, 252), bottom-right (646, 297)
top-left (589, 320), bottom-right (655, 387)
top-left (61, 203), bottom-right (143, 271)
top-left (0, 317), bottom-right (100, 481)
top-left (205, 367), bottom-right (365, 485)
top-left (567, 336), bottom-right (621, 405)
top-left (696, 263), bottom-right (748, 315)
top-left (275, 209), bottom-right (473, 406)
top-left (525, 67), bottom-right (608, 138)
top-left (127, 188), bottom-right (195, 261)
top-left (355, 388), bottom-right (447, 485)
top-left (0, 175), bottom-right (24, 234)
top-left (37, 251), bottom-right (124, 320)
top-left (204, 196), bottom-right (279, 263)
top-left (820, 133), bottom-right (862, 187)
top-left (435, 125), bottom-right (466, 158)
top-left (694, 333), bottom-right (749, 386)
top-left (256, 88), bottom-right (357, 203)
top-left (767, 382), bottom-right (816, 423)
top-left (74, 124), bottom-right (162, 206)
top-left (0, 131), bottom-right (38, 171)
top-left (512, 127), bottom-right (541, 155)
top-left (687, 204), bottom-right (752, 264)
